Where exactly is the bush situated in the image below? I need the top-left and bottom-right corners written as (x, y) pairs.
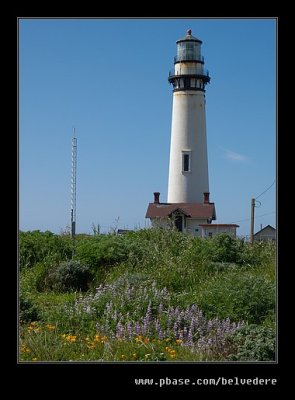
top-left (20, 230), bottom-right (73, 270)
top-left (211, 234), bottom-right (238, 263)
top-left (75, 234), bottom-right (144, 270)
top-left (227, 324), bottom-right (276, 361)
top-left (20, 261), bottom-right (57, 294)
top-left (197, 273), bottom-right (275, 324)
top-left (19, 294), bottom-right (41, 323)
top-left (48, 261), bottom-right (93, 292)
top-left (236, 240), bottom-right (276, 267)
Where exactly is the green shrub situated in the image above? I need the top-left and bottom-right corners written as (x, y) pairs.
top-left (236, 240), bottom-right (276, 267)
top-left (197, 273), bottom-right (275, 324)
top-left (48, 261), bottom-right (93, 292)
top-left (75, 234), bottom-right (144, 270)
top-left (19, 294), bottom-right (41, 323)
top-left (20, 262), bottom-right (48, 294)
top-left (227, 324), bottom-right (276, 361)
top-left (211, 234), bottom-right (238, 263)
top-left (20, 230), bottom-right (73, 270)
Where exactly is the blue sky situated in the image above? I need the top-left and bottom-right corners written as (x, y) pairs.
top-left (19, 18), bottom-right (276, 237)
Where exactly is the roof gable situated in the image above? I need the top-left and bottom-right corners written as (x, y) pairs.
top-left (167, 206), bottom-right (191, 217)
top-left (254, 225), bottom-right (276, 236)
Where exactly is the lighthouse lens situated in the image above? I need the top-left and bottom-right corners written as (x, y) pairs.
top-left (177, 42), bottom-right (198, 61)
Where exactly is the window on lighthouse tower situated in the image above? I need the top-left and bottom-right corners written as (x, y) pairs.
top-left (182, 151), bottom-right (191, 172)
top-left (183, 154), bottom-right (189, 171)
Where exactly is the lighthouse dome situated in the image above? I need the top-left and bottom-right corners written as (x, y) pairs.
top-left (176, 29), bottom-right (202, 44)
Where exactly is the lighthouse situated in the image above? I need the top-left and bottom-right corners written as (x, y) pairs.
top-left (145, 30), bottom-right (242, 237)
top-left (146, 30), bottom-right (240, 237)
top-left (167, 29), bottom-right (210, 203)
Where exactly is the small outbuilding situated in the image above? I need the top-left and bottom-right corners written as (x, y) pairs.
top-left (254, 225), bottom-right (276, 242)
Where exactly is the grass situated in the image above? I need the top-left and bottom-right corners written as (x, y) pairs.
top-left (19, 321), bottom-right (214, 362)
top-left (19, 229), bottom-right (276, 362)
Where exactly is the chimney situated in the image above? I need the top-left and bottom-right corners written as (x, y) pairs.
top-left (203, 192), bottom-right (210, 204)
top-left (154, 192), bottom-right (160, 204)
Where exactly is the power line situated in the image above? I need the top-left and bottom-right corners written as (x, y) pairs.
top-left (231, 211), bottom-right (275, 224)
top-left (255, 211), bottom-right (276, 219)
top-left (255, 179), bottom-right (275, 200)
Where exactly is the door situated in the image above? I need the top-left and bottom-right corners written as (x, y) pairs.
top-left (175, 216), bottom-right (183, 232)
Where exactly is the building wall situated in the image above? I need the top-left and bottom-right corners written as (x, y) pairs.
top-left (254, 226), bottom-right (276, 241)
top-left (150, 218), bottom-right (173, 230)
top-left (150, 217), bottom-right (208, 237)
top-left (167, 90), bottom-right (209, 203)
top-left (201, 226), bottom-right (237, 238)
top-left (186, 218), bottom-right (208, 236)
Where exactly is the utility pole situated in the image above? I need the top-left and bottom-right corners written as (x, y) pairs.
top-left (250, 198), bottom-right (255, 244)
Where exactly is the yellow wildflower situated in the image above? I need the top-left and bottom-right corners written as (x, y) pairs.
top-left (64, 335), bottom-right (77, 342)
top-left (175, 339), bottom-right (183, 345)
top-left (20, 345), bottom-right (30, 353)
top-left (94, 335), bottom-right (101, 342)
top-left (46, 324), bottom-right (55, 331)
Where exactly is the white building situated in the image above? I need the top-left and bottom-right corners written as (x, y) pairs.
top-left (254, 225), bottom-right (276, 242)
top-left (199, 224), bottom-right (239, 238)
top-left (146, 191), bottom-right (216, 237)
top-left (146, 30), bottom-right (238, 237)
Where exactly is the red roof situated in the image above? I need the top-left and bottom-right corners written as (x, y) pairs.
top-left (146, 202), bottom-right (216, 220)
top-left (199, 224), bottom-right (239, 227)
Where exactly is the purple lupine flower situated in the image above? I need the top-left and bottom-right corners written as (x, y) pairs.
top-left (190, 317), bottom-right (196, 334)
top-left (126, 322), bottom-right (133, 339)
top-left (173, 322), bottom-right (178, 337)
top-left (145, 303), bottom-right (152, 322)
top-left (67, 280), bottom-right (246, 358)
top-left (142, 303), bottom-right (152, 335)
top-left (112, 309), bottom-right (117, 322)
top-left (116, 322), bottom-right (125, 339)
top-left (134, 321), bottom-right (141, 335)
top-left (187, 327), bottom-right (193, 346)
top-left (154, 318), bottom-right (161, 335)
top-left (167, 311), bottom-right (173, 329)
top-left (158, 329), bottom-right (165, 340)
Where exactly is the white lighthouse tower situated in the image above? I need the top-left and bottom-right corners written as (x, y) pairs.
top-left (146, 30), bottom-right (239, 237)
top-left (167, 29), bottom-right (210, 203)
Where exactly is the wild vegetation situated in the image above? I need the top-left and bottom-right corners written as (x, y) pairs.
top-left (19, 228), bottom-right (276, 362)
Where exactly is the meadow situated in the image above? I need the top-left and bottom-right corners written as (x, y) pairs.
top-left (19, 228), bottom-right (276, 362)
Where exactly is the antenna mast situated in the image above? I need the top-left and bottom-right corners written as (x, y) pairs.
top-left (71, 128), bottom-right (77, 238)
